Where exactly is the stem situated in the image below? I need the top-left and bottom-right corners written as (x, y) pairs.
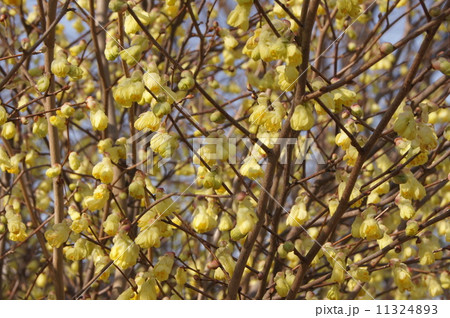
top-left (44, 0), bottom-right (65, 300)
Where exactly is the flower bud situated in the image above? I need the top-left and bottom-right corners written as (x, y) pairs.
top-left (328, 196), bottom-right (339, 216)
top-left (236, 199), bottom-right (257, 235)
top-left (230, 227), bottom-right (246, 241)
top-left (379, 42), bottom-right (394, 54)
top-left (45, 163), bottom-right (62, 178)
top-left (37, 74), bottom-right (50, 92)
top-left (210, 110), bottom-right (225, 123)
top-left (68, 152), bottom-right (81, 171)
top-left (108, 0), bottom-right (127, 12)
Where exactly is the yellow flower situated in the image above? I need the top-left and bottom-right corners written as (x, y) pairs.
top-left (395, 194), bottom-right (415, 220)
top-left (1, 122), bottom-right (16, 140)
top-left (249, 105), bottom-right (268, 126)
top-left (335, 131), bottom-right (351, 150)
top-left (360, 214), bottom-right (383, 241)
top-left (274, 272), bottom-right (290, 297)
top-left (135, 223), bottom-right (161, 248)
top-left (327, 285), bottom-right (340, 300)
top-left (214, 245), bottom-right (235, 281)
top-left (405, 220), bottom-right (419, 236)
top-left (113, 73), bottom-right (145, 107)
top-left (45, 164), bottom-right (62, 178)
top-left (64, 238), bottom-right (88, 261)
top-left (290, 103), bottom-right (314, 131)
top-left (154, 253), bottom-right (174, 281)
top-left (51, 54), bottom-right (70, 77)
top-left (44, 221), bottom-right (71, 248)
top-left (129, 175), bottom-right (145, 199)
top-left (150, 130), bottom-right (179, 158)
top-left (286, 198), bottom-right (309, 227)
top-left (264, 102), bottom-right (285, 132)
top-left (37, 74), bottom-right (50, 92)
top-left (285, 43), bottom-right (302, 66)
top-left (5, 208), bottom-right (27, 242)
top-left (192, 209), bottom-right (217, 234)
top-left (143, 72), bottom-right (163, 95)
top-left (32, 116), bottom-right (48, 138)
top-left (240, 157), bottom-right (263, 179)
top-left (0, 106), bottom-right (7, 125)
top-left (218, 213), bottom-right (233, 231)
top-left (236, 198), bottom-right (258, 235)
top-left (84, 184), bottom-right (109, 211)
top-left (68, 152), bottom-right (81, 171)
top-left (124, 6), bottom-right (153, 35)
top-left (104, 212), bottom-right (121, 236)
top-left (400, 171), bottom-right (425, 200)
top-left (92, 156), bottom-right (114, 184)
top-left (328, 196), bottom-right (339, 216)
top-left (425, 275), bottom-right (443, 297)
top-left (392, 261), bottom-right (414, 292)
top-left (134, 111), bottom-right (160, 131)
top-left (90, 108), bottom-right (108, 131)
top-left (227, 2), bottom-right (252, 31)
top-left (276, 64), bottom-right (298, 91)
top-left (175, 267), bottom-right (187, 287)
top-left (416, 123), bottom-right (437, 151)
top-left (137, 275), bottom-right (157, 300)
top-left (110, 231), bottom-right (139, 269)
top-left (394, 107), bottom-right (416, 140)
top-left (330, 254), bottom-right (346, 284)
top-left (350, 265), bottom-right (371, 282)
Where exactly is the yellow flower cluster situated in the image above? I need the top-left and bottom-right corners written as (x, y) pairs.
top-left (243, 20), bottom-right (302, 66)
